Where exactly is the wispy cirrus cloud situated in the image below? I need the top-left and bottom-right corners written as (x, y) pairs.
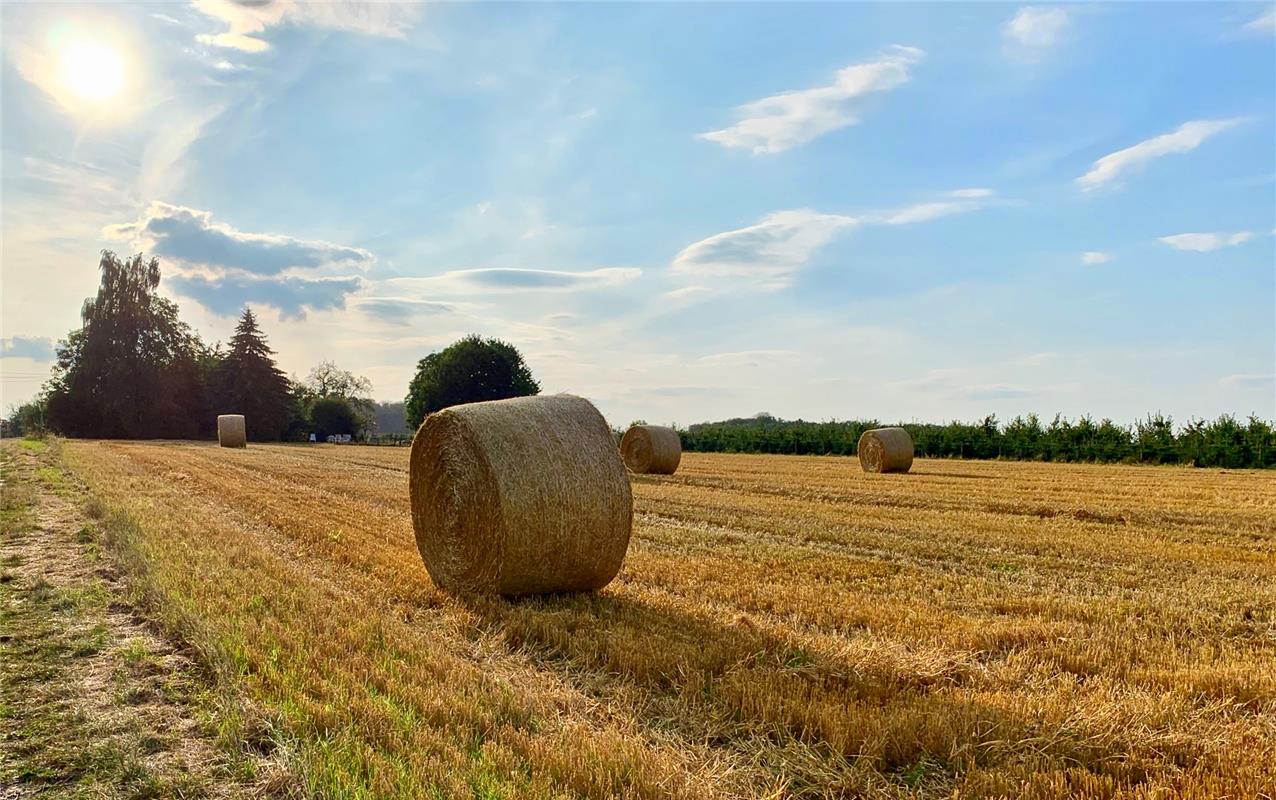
top-left (1243, 7), bottom-right (1275, 34)
top-left (696, 350), bottom-right (798, 367)
top-left (966, 383), bottom-right (1037, 401)
top-left (697, 45), bottom-right (924, 155)
top-left (1158, 231), bottom-right (1253, 252)
top-left (192, 0), bottom-right (422, 52)
top-left (946, 188), bottom-right (994, 199)
top-left (672, 191), bottom-right (994, 289)
top-left (1081, 251), bottom-right (1112, 265)
top-left (869, 193), bottom-right (993, 225)
top-left (671, 209), bottom-right (857, 287)
top-left (1076, 118), bottom-right (1244, 190)
top-left (662, 285), bottom-right (715, 303)
top-left (1002, 7), bottom-right (1070, 51)
top-left (106, 202), bottom-right (373, 275)
top-left (1220, 373), bottom-right (1275, 389)
top-left (354, 298), bottom-right (459, 326)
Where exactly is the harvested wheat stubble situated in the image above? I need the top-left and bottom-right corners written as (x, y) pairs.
top-left (858, 426), bottom-right (913, 473)
top-left (409, 393), bottom-right (633, 596)
top-left (217, 414), bottom-right (247, 448)
top-left (620, 425), bottom-right (682, 475)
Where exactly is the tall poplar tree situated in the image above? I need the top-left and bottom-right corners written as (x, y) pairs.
top-left (45, 251), bottom-right (206, 438)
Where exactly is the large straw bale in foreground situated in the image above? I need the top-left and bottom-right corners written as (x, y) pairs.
top-left (858, 427), bottom-right (913, 473)
top-left (620, 425), bottom-right (681, 474)
top-left (409, 394), bottom-right (633, 596)
top-left (217, 415), bottom-right (247, 448)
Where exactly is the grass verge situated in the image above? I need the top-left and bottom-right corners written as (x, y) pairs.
top-left (0, 439), bottom-right (292, 798)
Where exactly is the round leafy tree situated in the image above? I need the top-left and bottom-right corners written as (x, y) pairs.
top-left (404, 335), bottom-right (539, 429)
top-left (310, 396), bottom-right (362, 440)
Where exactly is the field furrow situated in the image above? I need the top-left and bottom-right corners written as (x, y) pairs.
top-left (61, 441), bottom-right (1276, 799)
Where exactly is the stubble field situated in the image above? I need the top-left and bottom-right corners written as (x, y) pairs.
top-left (57, 441), bottom-right (1276, 799)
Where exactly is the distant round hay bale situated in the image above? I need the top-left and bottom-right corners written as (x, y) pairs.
top-left (217, 415), bottom-right (247, 448)
top-left (858, 427), bottom-right (913, 473)
top-left (619, 425), bottom-right (681, 475)
top-left (409, 394), bottom-right (633, 596)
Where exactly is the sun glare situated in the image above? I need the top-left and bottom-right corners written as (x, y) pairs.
top-left (61, 39), bottom-right (124, 102)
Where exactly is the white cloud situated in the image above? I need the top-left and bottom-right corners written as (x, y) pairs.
top-left (947, 188), bottom-right (994, 199)
top-left (671, 210), bottom-right (858, 287)
top-left (102, 202), bottom-right (373, 319)
top-left (1081, 251), bottom-right (1112, 265)
top-left (1076, 118), bottom-right (1244, 190)
top-left (1003, 7), bottom-right (1070, 49)
top-left (663, 285), bottom-right (714, 302)
top-left (697, 45), bottom-right (924, 154)
top-left (1243, 7), bottom-right (1275, 33)
top-left (1220, 373), bottom-right (1275, 388)
top-left (1015, 351), bottom-right (1058, 366)
top-left (871, 196), bottom-right (991, 225)
top-left (696, 350), bottom-right (798, 367)
top-left (0, 336), bottom-right (56, 362)
top-left (1158, 232), bottom-right (1253, 252)
top-left (105, 202), bottom-right (374, 275)
top-left (671, 191), bottom-right (994, 289)
top-left (192, 0), bottom-right (422, 52)
top-left (392, 267), bottom-right (641, 295)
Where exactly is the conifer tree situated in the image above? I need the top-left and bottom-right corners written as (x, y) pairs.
top-left (213, 308), bottom-right (290, 441)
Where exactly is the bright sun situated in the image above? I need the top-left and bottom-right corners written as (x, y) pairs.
top-left (61, 39), bottom-right (124, 102)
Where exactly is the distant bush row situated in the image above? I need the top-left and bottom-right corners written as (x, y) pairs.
top-left (676, 413), bottom-right (1276, 469)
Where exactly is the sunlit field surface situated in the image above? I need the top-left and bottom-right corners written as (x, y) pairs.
top-left (62, 442), bottom-right (1276, 799)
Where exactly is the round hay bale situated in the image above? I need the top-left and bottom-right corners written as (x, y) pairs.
top-left (858, 427), bottom-right (913, 474)
top-left (409, 394), bottom-right (633, 596)
top-left (620, 425), bottom-right (681, 474)
top-left (217, 414), bottom-right (247, 448)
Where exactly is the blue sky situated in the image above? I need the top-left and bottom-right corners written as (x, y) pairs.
top-left (2, 1), bottom-right (1274, 427)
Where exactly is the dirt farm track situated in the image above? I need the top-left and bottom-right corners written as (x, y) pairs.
top-left (20, 440), bottom-right (1276, 798)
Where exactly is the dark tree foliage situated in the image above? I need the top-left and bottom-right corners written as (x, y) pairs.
top-left (678, 413), bottom-right (1276, 468)
top-left (1, 400), bottom-right (47, 437)
top-left (310, 396), bottom-right (361, 440)
top-left (404, 335), bottom-right (539, 428)
top-left (372, 401), bottom-right (409, 435)
top-left (212, 308), bottom-right (291, 441)
top-left (45, 251), bottom-right (208, 439)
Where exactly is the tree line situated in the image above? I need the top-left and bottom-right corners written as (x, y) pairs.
top-left (676, 412), bottom-right (1276, 469)
top-left (5, 252), bottom-right (376, 442)
top-left (5, 250), bottom-right (1269, 469)
top-left (3, 251), bottom-right (544, 442)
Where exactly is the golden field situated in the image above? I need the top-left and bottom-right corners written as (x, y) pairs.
top-left (57, 441), bottom-right (1276, 799)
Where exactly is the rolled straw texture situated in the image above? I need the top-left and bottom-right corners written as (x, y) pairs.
top-left (857, 427), bottom-right (914, 474)
top-left (217, 415), bottom-right (247, 448)
top-left (409, 394), bottom-right (633, 596)
top-left (620, 425), bottom-right (682, 474)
